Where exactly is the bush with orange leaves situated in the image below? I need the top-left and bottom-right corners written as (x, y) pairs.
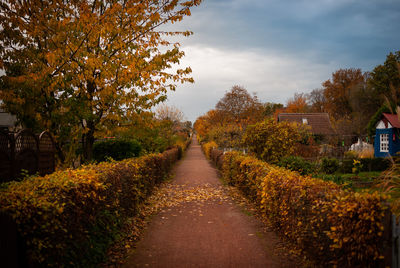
top-left (0, 147), bottom-right (181, 267)
top-left (211, 150), bottom-right (390, 267)
top-left (202, 141), bottom-right (218, 160)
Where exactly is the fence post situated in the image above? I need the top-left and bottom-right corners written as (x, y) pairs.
top-left (392, 214), bottom-right (400, 268)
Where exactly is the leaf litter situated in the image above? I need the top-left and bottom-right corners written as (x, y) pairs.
top-left (101, 181), bottom-right (232, 267)
top-left (102, 180), bottom-right (309, 267)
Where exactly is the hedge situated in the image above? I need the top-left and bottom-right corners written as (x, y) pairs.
top-left (341, 158), bottom-right (392, 174)
top-left (204, 145), bottom-right (390, 267)
top-left (277, 156), bottom-right (316, 176)
top-left (0, 147), bottom-right (182, 267)
top-left (93, 139), bottom-right (142, 162)
top-left (202, 141), bottom-right (217, 160)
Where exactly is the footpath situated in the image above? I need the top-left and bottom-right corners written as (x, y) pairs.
top-left (123, 137), bottom-right (299, 267)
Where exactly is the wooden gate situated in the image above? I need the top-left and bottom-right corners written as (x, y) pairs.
top-left (0, 130), bottom-right (56, 183)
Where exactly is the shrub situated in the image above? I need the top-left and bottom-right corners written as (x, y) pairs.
top-left (319, 174), bottom-right (348, 185)
top-left (207, 124), bottom-right (243, 149)
top-left (344, 150), bottom-right (358, 160)
top-left (213, 151), bottom-right (389, 266)
top-left (242, 118), bottom-right (311, 163)
top-left (340, 159), bottom-right (354, 173)
top-left (202, 141), bottom-right (218, 159)
top-left (221, 151), bottom-right (268, 202)
top-left (93, 139), bottom-right (142, 162)
top-left (320, 158), bottom-right (339, 174)
top-left (0, 148), bottom-right (180, 267)
top-left (360, 158), bottom-right (391, 172)
top-left (277, 156), bottom-right (316, 175)
top-left (209, 148), bottom-right (224, 170)
top-left (293, 143), bottom-right (320, 158)
top-left (358, 148), bottom-right (374, 159)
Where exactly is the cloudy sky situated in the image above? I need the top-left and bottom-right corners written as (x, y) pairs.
top-left (163, 0), bottom-right (400, 122)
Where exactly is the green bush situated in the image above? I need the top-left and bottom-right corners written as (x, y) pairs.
top-left (320, 158), bottom-right (339, 174)
top-left (277, 156), bottom-right (315, 175)
top-left (340, 159), bottom-right (354, 173)
top-left (93, 139), bottom-right (142, 162)
top-left (360, 158), bottom-right (391, 172)
top-left (319, 174), bottom-right (348, 186)
top-left (339, 158), bottom-right (391, 173)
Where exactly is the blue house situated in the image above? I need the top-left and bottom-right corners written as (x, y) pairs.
top-left (374, 113), bottom-right (400, 157)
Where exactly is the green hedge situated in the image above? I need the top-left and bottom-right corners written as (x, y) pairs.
top-left (0, 147), bottom-right (181, 267)
top-left (340, 158), bottom-right (392, 174)
top-left (360, 158), bottom-right (391, 172)
top-left (277, 156), bottom-right (316, 175)
top-left (203, 146), bottom-right (390, 267)
top-left (321, 157), bottom-right (339, 174)
top-left (93, 139), bottom-right (142, 162)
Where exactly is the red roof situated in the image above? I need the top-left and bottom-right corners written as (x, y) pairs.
top-left (278, 113), bottom-right (335, 135)
top-left (382, 113), bottom-right (400, 128)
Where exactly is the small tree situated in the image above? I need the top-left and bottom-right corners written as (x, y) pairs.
top-left (156, 104), bottom-right (185, 125)
top-left (242, 118), bottom-right (309, 163)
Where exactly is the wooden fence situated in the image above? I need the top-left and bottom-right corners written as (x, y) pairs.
top-left (0, 130), bottom-right (56, 183)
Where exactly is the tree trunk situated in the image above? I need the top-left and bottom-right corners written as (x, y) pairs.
top-left (54, 142), bottom-right (65, 164)
top-left (83, 124), bottom-right (95, 162)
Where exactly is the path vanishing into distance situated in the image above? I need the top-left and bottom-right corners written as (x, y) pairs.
top-left (124, 137), bottom-right (300, 267)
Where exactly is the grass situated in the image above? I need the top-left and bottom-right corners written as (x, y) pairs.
top-left (313, 171), bottom-right (382, 190)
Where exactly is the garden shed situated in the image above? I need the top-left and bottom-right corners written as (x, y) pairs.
top-left (374, 113), bottom-right (400, 157)
top-left (0, 108), bottom-right (18, 131)
top-left (277, 113), bottom-right (335, 138)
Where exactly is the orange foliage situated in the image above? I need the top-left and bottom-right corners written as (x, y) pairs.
top-left (0, 147), bottom-right (183, 266)
top-left (285, 93), bottom-right (309, 113)
top-left (0, 0), bottom-right (202, 161)
top-left (203, 147), bottom-right (390, 267)
top-left (322, 68), bottom-right (365, 120)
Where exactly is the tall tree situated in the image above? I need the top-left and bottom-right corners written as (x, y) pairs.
top-left (369, 51), bottom-right (400, 110)
top-left (215, 85), bottom-right (263, 125)
top-left (322, 68), bottom-right (365, 120)
top-left (285, 93), bottom-right (309, 113)
top-left (155, 104), bottom-right (185, 125)
top-left (263, 102), bottom-right (283, 117)
top-left (307, 88), bottom-right (326, 113)
top-left (193, 109), bottom-right (225, 140)
top-left (348, 74), bottom-right (382, 135)
top-left (0, 0), bottom-right (201, 162)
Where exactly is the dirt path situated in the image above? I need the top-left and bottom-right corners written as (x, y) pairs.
top-left (123, 137), bottom-right (298, 267)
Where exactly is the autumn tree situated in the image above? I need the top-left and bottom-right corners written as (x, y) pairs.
top-left (194, 85), bottom-right (264, 148)
top-left (347, 75), bottom-right (382, 135)
top-left (285, 93), bottom-right (309, 113)
top-left (0, 0), bottom-right (201, 162)
top-left (193, 109), bottom-right (225, 142)
top-left (263, 102), bottom-right (283, 117)
top-left (216, 85), bottom-right (263, 125)
top-left (156, 104), bottom-right (185, 124)
top-left (207, 124), bottom-right (243, 149)
top-left (322, 68), bottom-right (366, 120)
top-left (307, 88), bottom-right (326, 113)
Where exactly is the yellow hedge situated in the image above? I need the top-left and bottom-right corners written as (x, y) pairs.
top-left (202, 141), bottom-right (218, 160)
top-left (0, 147), bottom-right (180, 267)
top-left (205, 148), bottom-right (390, 267)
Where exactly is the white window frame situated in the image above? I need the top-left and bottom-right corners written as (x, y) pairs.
top-left (380, 134), bottom-right (389, 152)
